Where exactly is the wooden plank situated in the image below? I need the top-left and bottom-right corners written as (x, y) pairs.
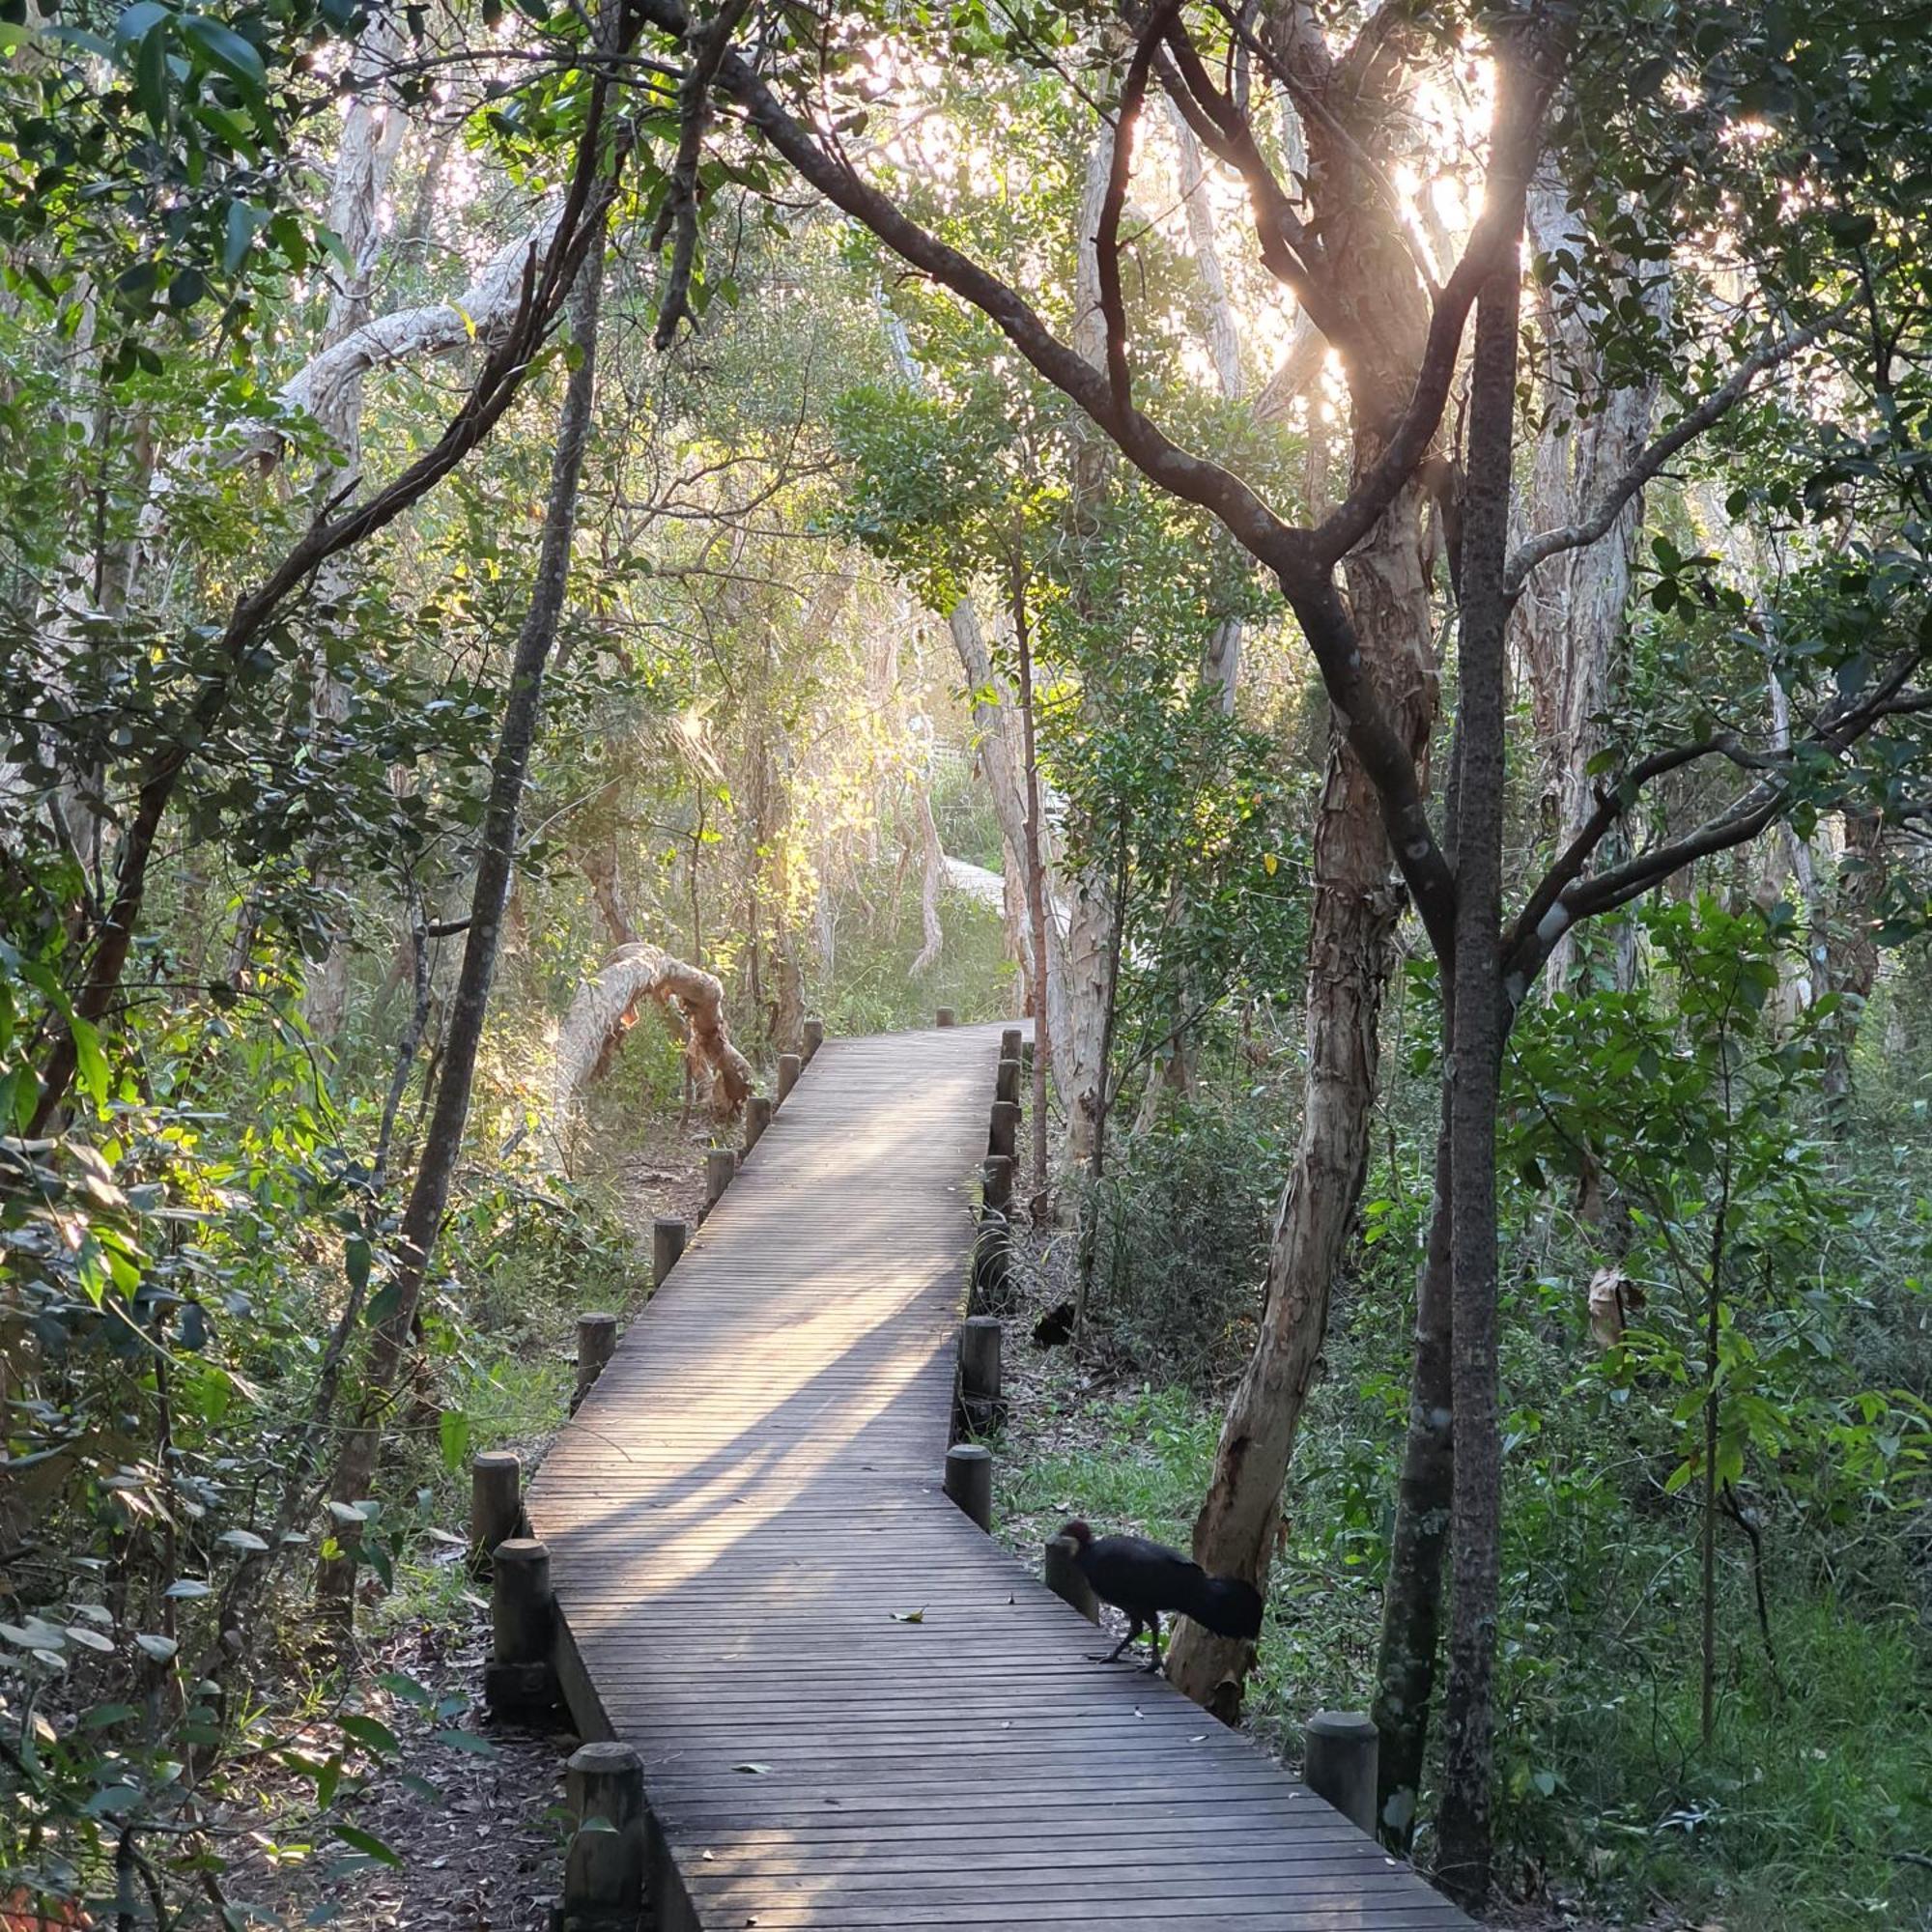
top-left (525, 1023), bottom-right (1469, 1931)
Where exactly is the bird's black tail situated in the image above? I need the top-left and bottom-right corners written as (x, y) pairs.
top-left (1179, 1570), bottom-right (1264, 1640)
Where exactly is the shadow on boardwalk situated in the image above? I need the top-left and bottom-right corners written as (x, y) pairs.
top-left (527, 1024), bottom-right (1471, 1931)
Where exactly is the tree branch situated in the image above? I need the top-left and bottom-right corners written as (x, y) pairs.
top-left (1097, 2), bottom-right (1179, 418)
top-left (654, 0), bottom-right (753, 349)
top-left (1500, 653), bottom-right (1932, 1001)
top-left (1505, 304), bottom-right (1851, 596)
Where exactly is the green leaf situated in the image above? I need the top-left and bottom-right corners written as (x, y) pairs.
top-left (134, 19), bottom-right (172, 133)
top-left (177, 11), bottom-right (265, 89)
top-left (70, 1016), bottom-right (108, 1107)
top-left (439, 1408), bottom-right (469, 1475)
top-left (332, 1824), bottom-right (402, 1867)
top-left (339, 1714), bottom-right (400, 1758)
top-left (431, 1729), bottom-right (498, 1757)
top-left (223, 199), bottom-right (262, 275)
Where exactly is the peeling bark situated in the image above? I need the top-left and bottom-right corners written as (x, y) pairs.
top-left (1517, 175), bottom-right (1666, 988)
top-left (554, 940), bottom-right (753, 1125)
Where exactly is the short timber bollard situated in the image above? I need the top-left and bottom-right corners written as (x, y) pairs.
top-left (995, 1055), bottom-right (1021, 1105)
top-left (571, 1314), bottom-right (617, 1414)
top-left (802, 1016), bottom-right (825, 1064)
top-left (944, 1443), bottom-right (992, 1531)
top-left (651, 1216), bottom-right (687, 1290)
top-left (987, 1098), bottom-right (1020, 1163)
top-left (935, 1007), bottom-right (956, 1027)
top-left (1043, 1534), bottom-right (1099, 1623)
top-left (776, 1052), bottom-right (801, 1104)
top-left (704, 1147), bottom-right (735, 1210)
top-left (958, 1316), bottom-right (1003, 1432)
top-left (1000, 1026), bottom-right (1022, 1064)
top-left (1304, 1711), bottom-right (1378, 1835)
top-left (485, 1538), bottom-right (557, 1718)
top-left (469, 1452), bottom-right (522, 1569)
top-left (555, 1741), bottom-right (646, 1931)
top-left (981, 1153), bottom-right (1013, 1221)
top-left (743, 1094), bottom-right (772, 1155)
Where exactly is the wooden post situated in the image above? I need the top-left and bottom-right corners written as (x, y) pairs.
top-left (651, 1216), bottom-right (687, 1290)
top-left (1043, 1534), bottom-right (1100, 1624)
top-left (1304, 1711), bottom-right (1379, 1835)
top-left (1000, 1026), bottom-right (1022, 1064)
top-left (935, 1007), bottom-right (956, 1027)
top-left (958, 1316), bottom-right (1003, 1433)
top-left (987, 1098), bottom-right (1020, 1163)
top-left (995, 1055), bottom-right (1021, 1105)
top-left (485, 1538), bottom-right (557, 1717)
top-left (571, 1314), bottom-right (617, 1413)
top-left (776, 1052), bottom-right (801, 1103)
top-left (943, 1443), bottom-right (992, 1531)
top-left (981, 1153), bottom-right (1013, 1221)
top-left (704, 1147), bottom-right (735, 1210)
top-left (802, 1016), bottom-right (825, 1064)
top-left (469, 1452), bottom-right (522, 1569)
top-left (558, 1740), bottom-right (646, 1930)
top-left (743, 1094), bottom-right (772, 1155)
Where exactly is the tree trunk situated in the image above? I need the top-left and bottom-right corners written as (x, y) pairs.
top-left (948, 597), bottom-right (1070, 1057)
top-left (1370, 1092), bottom-right (1454, 1848)
top-left (1517, 174), bottom-right (1665, 990)
top-left (1012, 566), bottom-right (1056, 1217)
top-left (1058, 113), bottom-right (1124, 1172)
top-left (1432, 129), bottom-right (1532, 1913)
top-left (1163, 712), bottom-right (1408, 1714)
top-left (304, 3), bottom-right (412, 1044)
top-left (1820, 807), bottom-right (1885, 1116)
top-left (1165, 38), bottom-right (1442, 1701)
top-left (318, 214), bottom-right (609, 1607)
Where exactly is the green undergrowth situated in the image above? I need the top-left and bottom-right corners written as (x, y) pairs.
top-left (995, 1350), bottom-right (1931, 1932)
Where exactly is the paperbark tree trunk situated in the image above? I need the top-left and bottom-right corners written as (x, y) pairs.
top-left (1166, 19), bottom-right (1439, 1705)
top-left (305, 5), bottom-right (412, 1043)
top-left (1821, 807), bottom-right (1886, 1117)
top-left (1058, 116), bottom-right (1124, 1173)
top-left (1517, 175), bottom-right (1665, 990)
top-left (318, 214), bottom-right (609, 1609)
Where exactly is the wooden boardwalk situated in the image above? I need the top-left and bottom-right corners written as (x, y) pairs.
top-left (528, 1023), bottom-right (1470, 1930)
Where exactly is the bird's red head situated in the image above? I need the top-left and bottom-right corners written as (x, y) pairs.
top-left (1058, 1519), bottom-right (1093, 1549)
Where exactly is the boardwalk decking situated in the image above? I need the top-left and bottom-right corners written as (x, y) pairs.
top-left (528, 1023), bottom-right (1471, 1930)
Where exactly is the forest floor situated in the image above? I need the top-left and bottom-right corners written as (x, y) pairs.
top-left (228, 1110), bottom-right (720, 1930)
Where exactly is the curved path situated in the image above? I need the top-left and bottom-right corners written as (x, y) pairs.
top-left (529, 1023), bottom-right (1470, 1930)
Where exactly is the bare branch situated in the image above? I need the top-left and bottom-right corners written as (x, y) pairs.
top-left (1154, 23), bottom-right (1342, 343)
top-left (1506, 305), bottom-right (1851, 596)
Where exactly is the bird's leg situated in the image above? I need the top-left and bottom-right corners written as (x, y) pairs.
top-left (1090, 1616), bottom-right (1143, 1665)
top-left (1143, 1610), bottom-right (1164, 1674)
